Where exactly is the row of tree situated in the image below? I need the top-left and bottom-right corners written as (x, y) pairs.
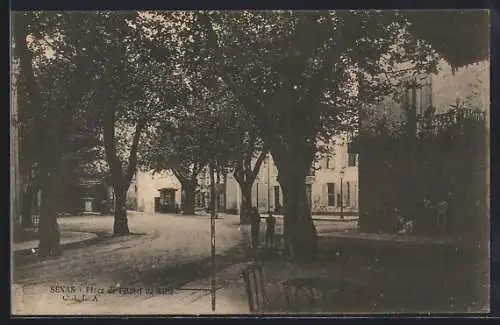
top-left (13, 11), bottom-right (439, 259)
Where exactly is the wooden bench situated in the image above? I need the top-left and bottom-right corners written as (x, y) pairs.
top-left (241, 262), bottom-right (269, 313)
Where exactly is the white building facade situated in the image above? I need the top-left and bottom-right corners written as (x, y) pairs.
top-left (134, 170), bottom-right (182, 213)
top-left (224, 135), bottom-right (358, 215)
top-left (132, 135), bottom-right (358, 216)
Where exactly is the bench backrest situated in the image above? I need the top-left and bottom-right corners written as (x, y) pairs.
top-left (242, 262), bottom-right (268, 312)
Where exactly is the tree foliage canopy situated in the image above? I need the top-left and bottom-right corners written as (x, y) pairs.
top-left (170, 11), bottom-right (441, 162)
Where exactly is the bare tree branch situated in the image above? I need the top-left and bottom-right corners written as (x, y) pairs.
top-left (103, 108), bottom-right (125, 190)
top-left (125, 118), bottom-right (147, 185)
top-left (250, 148), bottom-right (269, 181)
top-left (172, 168), bottom-right (189, 184)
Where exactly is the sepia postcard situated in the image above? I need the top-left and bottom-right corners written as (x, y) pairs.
top-left (11, 9), bottom-right (490, 316)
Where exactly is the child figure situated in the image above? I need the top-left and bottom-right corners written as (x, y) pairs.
top-left (265, 212), bottom-right (276, 249)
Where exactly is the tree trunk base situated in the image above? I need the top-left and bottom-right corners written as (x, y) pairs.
top-left (279, 166), bottom-right (319, 261)
top-left (240, 215), bottom-right (251, 225)
top-left (239, 206), bottom-right (252, 224)
top-left (285, 217), bottom-right (319, 262)
top-left (113, 190), bottom-right (130, 235)
top-left (182, 183), bottom-right (196, 216)
top-left (38, 223), bottom-right (62, 259)
top-left (240, 184), bottom-right (252, 225)
top-left (113, 210), bottom-right (130, 235)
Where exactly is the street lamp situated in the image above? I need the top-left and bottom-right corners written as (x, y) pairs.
top-left (339, 167), bottom-right (345, 220)
top-left (209, 162), bottom-right (216, 311)
top-left (267, 152), bottom-right (271, 216)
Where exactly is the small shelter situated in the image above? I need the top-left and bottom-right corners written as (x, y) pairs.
top-left (155, 187), bottom-right (179, 213)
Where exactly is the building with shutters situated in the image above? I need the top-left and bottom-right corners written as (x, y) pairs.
top-left (133, 167), bottom-right (226, 214)
top-left (134, 170), bottom-right (182, 213)
top-left (224, 134), bottom-right (359, 215)
top-left (132, 134), bottom-right (358, 216)
top-left (309, 136), bottom-right (359, 215)
top-left (353, 57), bottom-right (489, 235)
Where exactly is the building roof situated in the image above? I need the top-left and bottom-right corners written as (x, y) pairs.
top-left (78, 178), bottom-right (103, 186)
top-left (158, 187), bottom-right (178, 192)
top-left (405, 10), bottom-right (489, 69)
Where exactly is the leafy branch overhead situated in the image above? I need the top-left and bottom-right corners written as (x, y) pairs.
top-left (13, 10), bottom-right (445, 249)
top-left (192, 11), bottom-right (439, 152)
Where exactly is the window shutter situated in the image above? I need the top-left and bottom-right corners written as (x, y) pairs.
top-left (321, 183), bottom-right (328, 206)
top-left (345, 181), bottom-right (350, 207)
top-left (341, 182), bottom-right (347, 207)
top-left (332, 182), bottom-right (337, 207)
top-left (352, 182), bottom-right (357, 208)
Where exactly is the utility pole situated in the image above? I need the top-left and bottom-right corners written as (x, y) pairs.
top-left (340, 167), bottom-right (345, 220)
top-left (209, 161), bottom-right (216, 312)
top-left (267, 153), bottom-right (271, 216)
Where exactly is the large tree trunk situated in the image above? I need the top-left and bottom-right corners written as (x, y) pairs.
top-left (21, 183), bottom-right (35, 228)
top-left (113, 187), bottom-right (130, 235)
top-left (276, 159), bottom-right (318, 260)
top-left (234, 150), bottom-right (268, 224)
top-left (239, 182), bottom-right (253, 225)
top-left (182, 180), bottom-right (197, 215)
top-left (14, 13), bottom-right (38, 231)
top-left (102, 81), bottom-right (146, 235)
top-left (38, 171), bottom-right (61, 258)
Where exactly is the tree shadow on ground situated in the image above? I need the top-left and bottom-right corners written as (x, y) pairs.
top-left (311, 236), bottom-right (489, 314)
top-left (12, 232), bottom-right (147, 267)
top-left (262, 234), bottom-right (488, 313)
top-left (124, 243), bottom-right (251, 290)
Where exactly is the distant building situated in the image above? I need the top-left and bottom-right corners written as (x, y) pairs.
top-left (310, 137), bottom-right (359, 215)
top-left (194, 166), bottom-right (226, 212)
top-left (225, 135), bottom-right (358, 215)
top-left (134, 170), bottom-right (182, 213)
top-left (355, 57), bottom-right (489, 235)
top-left (364, 59), bottom-right (489, 132)
top-left (133, 134), bottom-right (358, 215)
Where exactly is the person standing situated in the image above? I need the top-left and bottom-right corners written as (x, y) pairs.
top-left (265, 212), bottom-right (276, 248)
top-left (250, 207), bottom-right (261, 248)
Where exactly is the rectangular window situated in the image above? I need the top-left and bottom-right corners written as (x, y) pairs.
top-left (326, 149), bottom-right (336, 169)
top-left (326, 158), bottom-right (333, 169)
top-left (327, 183), bottom-right (335, 206)
top-left (352, 181), bottom-right (358, 208)
top-left (218, 193), bottom-right (224, 210)
top-left (348, 154), bottom-right (357, 167)
top-left (346, 182), bottom-right (350, 206)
